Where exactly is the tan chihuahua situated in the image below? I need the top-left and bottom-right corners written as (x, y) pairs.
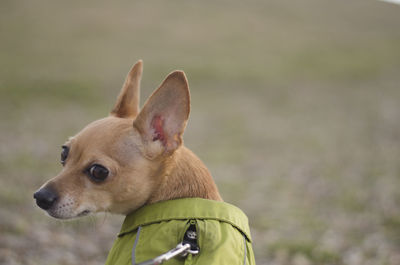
top-left (33, 60), bottom-right (222, 219)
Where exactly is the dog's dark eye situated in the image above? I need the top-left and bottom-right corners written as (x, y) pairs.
top-left (88, 164), bottom-right (109, 182)
top-left (61, 146), bottom-right (69, 165)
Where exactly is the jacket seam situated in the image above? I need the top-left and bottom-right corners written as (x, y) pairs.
top-left (131, 226), bottom-right (142, 265)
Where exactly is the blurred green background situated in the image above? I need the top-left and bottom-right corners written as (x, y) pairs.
top-left (1, 0), bottom-right (400, 264)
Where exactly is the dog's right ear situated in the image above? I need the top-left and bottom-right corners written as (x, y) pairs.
top-left (133, 71), bottom-right (190, 158)
top-left (110, 60), bottom-right (143, 118)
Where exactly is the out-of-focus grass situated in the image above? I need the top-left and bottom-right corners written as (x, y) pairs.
top-left (1, 0), bottom-right (400, 264)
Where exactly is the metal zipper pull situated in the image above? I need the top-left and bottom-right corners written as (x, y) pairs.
top-left (182, 222), bottom-right (200, 255)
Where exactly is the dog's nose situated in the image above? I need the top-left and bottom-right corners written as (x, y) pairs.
top-left (33, 188), bottom-right (58, 210)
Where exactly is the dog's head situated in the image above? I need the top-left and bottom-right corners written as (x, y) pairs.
top-left (33, 61), bottom-right (190, 219)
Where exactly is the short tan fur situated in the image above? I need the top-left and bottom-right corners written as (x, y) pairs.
top-left (34, 60), bottom-right (222, 219)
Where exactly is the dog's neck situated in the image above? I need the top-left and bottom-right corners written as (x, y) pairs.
top-left (148, 146), bottom-right (222, 203)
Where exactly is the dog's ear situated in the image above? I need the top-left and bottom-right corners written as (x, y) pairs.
top-left (111, 60), bottom-right (143, 118)
top-left (133, 71), bottom-right (190, 156)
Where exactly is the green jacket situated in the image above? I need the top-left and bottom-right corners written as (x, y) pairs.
top-left (105, 198), bottom-right (256, 265)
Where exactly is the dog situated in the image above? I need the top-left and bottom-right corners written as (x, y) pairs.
top-left (34, 60), bottom-right (255, 265)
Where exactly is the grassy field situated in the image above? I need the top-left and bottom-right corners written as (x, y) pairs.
top-left (1, 0), bottom-right (400, 264)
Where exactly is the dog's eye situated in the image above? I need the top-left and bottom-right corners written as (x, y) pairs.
top-left (61, 146), bottom-right (69, 165)
top-left (88, 164), bottom-right (109, 182)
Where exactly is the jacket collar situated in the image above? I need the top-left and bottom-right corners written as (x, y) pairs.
top-left (119, 198), bottom-right (252, 242)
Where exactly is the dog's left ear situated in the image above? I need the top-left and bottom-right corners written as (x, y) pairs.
top-left (133, 70), bottom-right (190, 157)
top-left (111, 60), bottom-right (143, 118)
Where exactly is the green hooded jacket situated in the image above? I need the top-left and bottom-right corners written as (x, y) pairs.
top-left (105, 198), bottom-right (256, 265)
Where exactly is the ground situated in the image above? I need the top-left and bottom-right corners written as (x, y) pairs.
top-left (0, 0), bottom-right (400, 264)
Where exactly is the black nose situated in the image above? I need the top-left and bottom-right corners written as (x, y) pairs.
top-left (33, 188), bottom-right (58, 210)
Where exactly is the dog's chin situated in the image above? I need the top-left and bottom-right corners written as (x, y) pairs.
top-left (46, 209), bottom-right (92, 220)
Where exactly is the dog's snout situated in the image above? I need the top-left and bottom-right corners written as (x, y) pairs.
top-left (34, 188), bottom-right (58, 210)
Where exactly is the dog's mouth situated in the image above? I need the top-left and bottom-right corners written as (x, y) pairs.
top-left (78, 210), bottom-right (91, 217)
